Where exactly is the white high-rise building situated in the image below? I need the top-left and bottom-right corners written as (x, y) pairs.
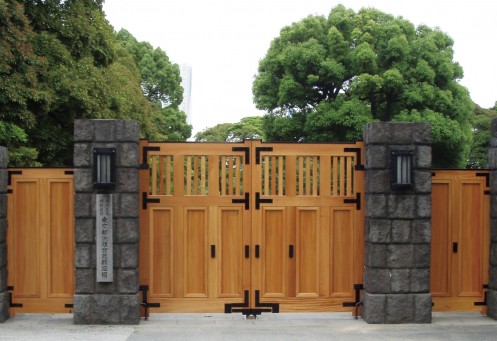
top-left (179, 64), bottom-right (192, 124)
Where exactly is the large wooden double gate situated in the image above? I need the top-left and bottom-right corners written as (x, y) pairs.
top-left (139, 140), bottom-right (365, 313)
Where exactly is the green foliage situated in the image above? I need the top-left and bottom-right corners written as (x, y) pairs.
top-left (467, 104), bottom-right (497, 169)
top-left (253, 5), bottom-right (474, 168)
top-left (195, 116), bottom-right (264, 142)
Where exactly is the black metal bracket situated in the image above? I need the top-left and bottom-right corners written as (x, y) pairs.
top-left (344, 148), bottom-right (364, 170)
top-left (255, 192), bottom-right (273, 210)
top-left (255, 147), bottom-right (273, 165)
top-left (476, 172), bottom-right (490, 187)
top-left (344, 193), bottom-right (361, 210)
top-left (225, 290), bottom-right (279, 317)
top-left (141, 146), bottom-right (161, 169)
top-left (64, 170), bottom-right (74, 175)
top-left (8, 170), bottom-right (22, 186)
top-left (485, 190), bottom-right (491, 196)
top-left (140, 285), bottom-right (160, 320)
top-left (254, 290), bottom-right (279, 314)
top-left (225, 290), bottom-right (250, 314)
top-left (7, 286), bottom-right (23, 308)
top-left (232, 192), bottom-right (250, 210)
top-left (342, 284), bottom-right (363, 319)
top-left (65, 303), bottom-right (74, 308)
top-left (475, 284), bottom-right (489, 306)
top-left (232, 147), bottom-right (250, 165)
top-left (142, 192), bottom-right (161, 210)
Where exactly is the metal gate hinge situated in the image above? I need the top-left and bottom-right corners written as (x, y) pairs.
top-left (7, 286), bottom-right (23, 308)
top-left (255, 147), bottom-right (273, 164)
top-left (232, 192), bottom-right (250, 210)
top-left (255, 192), bottom-right (273, 210)
top-left (140, 285), bottom-right (160, 320)
top-left (142, 192), bottom-right (160, 210)
top-left (344, 148), bottom-right (364, 170)
top-left (232, 147), bottom-right (250, 165)
top-left (344, 193), bottom-right (361, 210)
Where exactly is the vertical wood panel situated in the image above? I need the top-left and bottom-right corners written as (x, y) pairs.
top-left (330, 208), bottom-right (353, 296)
top-left (184, 209), bottom-right (208, 297)
top-left (14, 180), bottom-right (40, 298)
top-left (219, 208), bottom-right (242, 297)
top-left (431, 182), bottom-right (451, 295)
top-left (151, 209), bottom-right (173, 297)
top-left (296, 209), bottom-right (319, 297)
top-left (262, 208), bottom-right (286, 297)
top-left (48, 180), bottom-right (74, 297)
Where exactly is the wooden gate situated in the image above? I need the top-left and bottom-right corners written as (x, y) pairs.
top-left (139, 140), bottom-right (365, 313)
top-left (7, 168), bottom-right (74, 313)
top-left (431, 170), bottom-right (490, 312)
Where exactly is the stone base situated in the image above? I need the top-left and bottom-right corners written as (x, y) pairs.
top-left (0, 291), bottom-right (9, 323)
top-left (74, 293), bottom-right (140, 325)
top-left (363, 292), bottom-right (432, 324)
top-left (487, 289), bottom-right (497, 320)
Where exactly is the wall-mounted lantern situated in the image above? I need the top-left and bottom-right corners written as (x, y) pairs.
top-left (391, 150), bottom-right (413, 189)
top-left (93, 148), bottom-right (116, 190)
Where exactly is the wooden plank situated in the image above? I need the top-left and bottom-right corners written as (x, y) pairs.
top-left (220, 156), bottom-right (226, 196)
top-left (346, 157), bottom-right (353, 196)
top-left (264, 156), bottom-right (270, 196)
top-left (228, 156), bottom-right (234, 196)
top-left (312, 157), bottom-right (318, 196)
top-left (271, 156), bottom-right (277, 196)
top-left (193, 156), bottom-right (199, 195)
top-left (184, 208), bottom-right (208, 297)
top-left (151, 156), bottom-right (158, 195)
top-left (151, 208), bottom-right (173, 297)
top-left (278, 156), bottom-right (284, 196)
top-left (200, 156), bottom-right (206, 196)
top-left (332, 157), bottom-right (338, 196)
top-left (186, 156), bottom-right (192, 195)
top-left (298, 157), bottom-right (304, 196)
top-left (159, 156), bottom-right (164, 195)
top-left (330, 208), bottom-right (354, 297)
top-left (339, 157), bottom-right (345, 197)
top-left (235, 156), bottom-right (241, 196)
top-left (261, 208), bottom-right (286, 297)
top-left (296, 208), bottom-right (319, 297)
top-left (218, 208), bottom-right (243, 297)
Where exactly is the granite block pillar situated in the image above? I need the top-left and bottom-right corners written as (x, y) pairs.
top-left (488, 118), bottom-right (497, 319)
top-left (73, 120), bottom-right (141, 324)
top-left (363, 123), bottom-right (432, 323)
top-left (0, 147), bottom-right (8, 322)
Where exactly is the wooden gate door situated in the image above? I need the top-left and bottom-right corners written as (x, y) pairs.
top-left (431, 170), bottom-right (490, 311)
top-left (7, 168), bottom-right (74, 313)
top-left (139, 140), bottom-right (364, 313)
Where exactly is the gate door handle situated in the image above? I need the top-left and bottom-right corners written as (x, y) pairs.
top-left (245, 245), bottom-right (250, 258)
top-left (453, 242), bottom-right (458, 253)
top-left (255, 245), bottom-right (260, 258)
top-left (289, 245), bottom-right (294, 258)
top-left (211, 245), bottom-right (216, 258)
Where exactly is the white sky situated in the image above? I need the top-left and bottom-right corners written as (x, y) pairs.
top-left (103, 0), bottom-right (497, 136)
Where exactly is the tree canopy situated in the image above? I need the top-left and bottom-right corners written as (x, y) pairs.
top-left (253, 5), bottom-right (473, 168)
top-left (195, 116), bottom-right (264, 142)
top-left (467, 104), bottom-right (497, 169)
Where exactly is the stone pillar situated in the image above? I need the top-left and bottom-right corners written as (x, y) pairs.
top-left (362, 123), bottom-right (432, 324)
top-left (488, 118), bottom-right (497, 319)
top-left (73, 120), bottom-right (141, 324)
top-left (0, 147), bottom-right (9, 322)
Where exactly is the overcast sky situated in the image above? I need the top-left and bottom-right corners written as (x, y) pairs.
top-left (103, 0), bottom-right (497, 136)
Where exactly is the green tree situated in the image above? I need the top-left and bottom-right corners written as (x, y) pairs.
top-left (467, 104), bottom-right (497, 168)
top-left (195, 116), bottom-right (264, 142)
top-left (253, 5), bottom-right (473, 168)
top-left (116, 29), bottom-right (191, 141)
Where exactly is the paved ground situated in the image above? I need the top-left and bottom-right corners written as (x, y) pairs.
top-left (1, 312), bottom-right (497, 340)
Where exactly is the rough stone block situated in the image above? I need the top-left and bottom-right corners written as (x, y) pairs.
top-left (74, 120), bottom-right (94, 142)
top-left (414, 244), bottom-right (431, 268)
top-left (118, 143), bottom-right (139, 167)
top-left (366, 194), bottom-right (387, 218)
top-left (491, 243), bottom-right (497, 266)
top-left (488, 289), bottom-right (497, 320)
top-left (412, 220), bottom-right (431, 244)
top-left (391, 269), bottom-right (410, 293)
top-left (115, 219), bottom-right (139, 243)
top-left (95, 275), bottom-right (117, 294)
top-left (0, 147), bottom-right (8, 169)
top-left (391, 220), bottom-right (411, 243)
top-left (390, 124), bottom-right (413, 144)
top-left (489, 266), bottom-right (497, 289)
top-left (491, 171), bottom-right (497, 194)
top-left (388, 195), bottom-right (415, 219)
top-left (364, 268), bottom-right (390, 293)
top-left (414, 293), bottom-right (432, 323)
top-left (414, 171), bottom-right (431, 193)
top-left (73, 294), bottom-right (92, 324)
top-left (416, 195), bottom-right (431, 219)
top-left (387, 244), bottom-right (414, 268)
top-left (0, 243), bottom-right (6, 268)
top-left (73, 143), bottom-right (91, 167)
top-left (492, 196), bottom-right (497, 219)
top-left (0, 219), bottom-right (5, 243)
top-left (386, 294), bottom-right (414, 323)
top-left (92, 294), bottom-right (121, 324)
top-left (75, 244), bottom-right (91, 268)
top-left (95, 120), bottom-right (116, 142)
top-left (364, 123), bottom-right (392, 145)
top-left (0, 170), bottom-right (7, 191)
top-left (0, 196), bottom-right (6, 219)
top-left (120, 244), bottom-right (138, 269)
top-left (0, 291), bottom-right (10, 322)
top-left (490, 148), bottom-right (497, 169)
top-left (118, 270), bottom-right (139, 294)
top-left (411, 269), bottom-right (430, 293)
top-left (366, 170), bottom-right (390, 193)
top-left (365, 243), bottom-right (386, 268)
top-left (366, 219), bottom-right (391, 243)
top-left (120, 293), bottom-right (141, 324)
top-left (412, 123), bottom-right (432, 145)
top-left (365, 145), bottom-right (387, 169)
top-left (74, 168), bottom-right (93, 193)
top-left (116, 121), bottom-right (140, 143)
top-left (75, 269), bottom-right (95, 294)
top-left (416, 146), bottom-right (432, 169)
top-left (116, 169), bottom-right (139, 193)
top-left (0, 267), bottom-right (7, 292)
top-left (115, 193), bottom-right (139, 218)
top-left (74, 193), bottom-right (93, 218)
top-left (362, 292), bottom-right (386, 324)
top-left (75, 219), bottom-right (95, 243)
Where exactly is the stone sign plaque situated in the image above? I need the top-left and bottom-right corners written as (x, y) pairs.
top-left (96, 194), bottom-right (113, 282)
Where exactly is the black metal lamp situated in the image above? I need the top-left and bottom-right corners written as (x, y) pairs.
top-left (93, 148), bottom-right (116, 190)
top-left (391, 150), bottom-right (413, 189)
